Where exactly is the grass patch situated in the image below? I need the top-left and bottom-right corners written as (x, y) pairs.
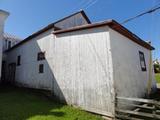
top-left (0, 86), bottom-right (102, 120)
top-left (155, 73), bottom-right (160, 83)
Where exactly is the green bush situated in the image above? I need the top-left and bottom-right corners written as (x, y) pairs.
top-left (154, 63), bottom-right (160, 73)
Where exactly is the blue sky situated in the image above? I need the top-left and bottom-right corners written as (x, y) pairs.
top-left (0, 0), bottom-right (160, 59)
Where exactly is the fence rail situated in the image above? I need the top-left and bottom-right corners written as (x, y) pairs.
top-left (116, 97), bottom-right (160, 119)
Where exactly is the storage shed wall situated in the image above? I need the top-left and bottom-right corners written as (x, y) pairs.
top-left (53, 26), bottom-right (115, 117)
top-left (5, 26), bottom-right (115, 117)
top-left (109, 28), bottom-right (156, 98)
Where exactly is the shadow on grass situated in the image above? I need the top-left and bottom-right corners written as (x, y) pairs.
top-left (0, 86), bottom-right (66, 120)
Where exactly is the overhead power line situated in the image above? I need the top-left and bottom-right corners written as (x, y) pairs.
top-left (74, 0), bottom-right (99, 10)
top-left (85, 0), bottom-right (99, 9)
top-left (71, 0), bottom-right (89, 12)
top-left (80, 0), bottom-right (95, 9)
top-left (122, 6), bottom-right (160, 24)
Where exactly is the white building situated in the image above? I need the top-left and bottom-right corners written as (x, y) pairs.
top-left (3, 33), bottom-right (21, 52)
top-left (4, 10), bottom-right (156, 118)
top-left (1, 33), bottom-right (21, 82)
top-left (0, 10), bottom-right (9, 81)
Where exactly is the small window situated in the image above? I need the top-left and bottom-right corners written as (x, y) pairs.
top-left (37, 52), bottom-right (45, 61)
top-left (5, 40), bottom-right (7, 48)
top-left (8, 41), bottom-right (11, 49)
top-left (39, 64), bottom-right (44, 73)
top-left (17, 55), bottom-right (21, 66)
top-left (139, 51), bottom-right (146, 71)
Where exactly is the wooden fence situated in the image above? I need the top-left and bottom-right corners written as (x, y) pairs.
top-left (115, 97), bottom-right (160, 120)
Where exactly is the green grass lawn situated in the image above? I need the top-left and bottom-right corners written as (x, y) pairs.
top-left (155, 73), bottom-right (160, 83)
top-left (0, 86), bottom-right (102, 120)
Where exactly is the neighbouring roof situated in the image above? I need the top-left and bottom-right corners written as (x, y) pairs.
top-left (6, 10), bottom-right (91, 52)
top-left (53, 19), bottom-right (154, 50)
top-left (3, 33), bottom-right (22, 41)
top-left (0, 9), bottom-right (9, 16)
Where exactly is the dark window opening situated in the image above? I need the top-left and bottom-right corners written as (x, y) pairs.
top-left (139, 51), bottom-right (147, 71)
top-left (17, 55), bottom-right (21, 66)
top-left (1, 61), bottom-right (6, 81)
top-left (8, 41), bottom-right (11, 49)
top-left (39, 64), bottom-right (44, 73)
top-left (37, 52), bottom-right (45, 61)
top-left (5, 40), bottom-right (7, 48)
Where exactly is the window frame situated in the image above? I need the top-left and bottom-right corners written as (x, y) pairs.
top-left (139, 51), bottom-right (147, 71)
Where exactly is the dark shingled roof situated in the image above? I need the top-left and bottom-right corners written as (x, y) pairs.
top-left (5, 10), bottom-right (90, 52)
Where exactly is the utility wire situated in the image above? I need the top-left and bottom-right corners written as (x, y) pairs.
top-left (75, 0), bottom-right (99, 10)
top-left (150, 1), bottom-right (157, 59)
top-left (80, 0), bottom-right (95, 9)
top-left (71, 0), bottom-right (87, 12)
top-left (122, 6), bottom-right (160, 24)
top-left (150, 2), bottom-right (160, 9)
top-left (85, 0), bottom-right (99, 9)
top-left (66, 0), bottom-right (94, 20)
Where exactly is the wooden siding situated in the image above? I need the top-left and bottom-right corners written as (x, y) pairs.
top-left (53, 26), bottom-right (115, 117)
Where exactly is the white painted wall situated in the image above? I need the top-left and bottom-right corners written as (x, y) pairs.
top-left (3, 33), bottom-right (21, 52)
top-left (6, 28), bottom-right (55, 89)
top-left (0, 10), bottom-right (9, 80)
top-left (6, 26), bottom-right (115, 117)
top-left (109, 28), bottom-right (156, 98)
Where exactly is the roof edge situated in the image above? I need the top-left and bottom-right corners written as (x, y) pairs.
top-left (53, 19), bottom-right (154, 50)
top-left (53, 20), bottom-right (112, 34)
top-left (80, 10), bottom-right (91, 24)
top-left (5, 15), bottom-right (154, 52)
top-left (110, 20), bottom-right (155, 50)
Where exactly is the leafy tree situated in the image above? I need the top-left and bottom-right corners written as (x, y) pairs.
top-left (154, 63), bottom-right (160, 73)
